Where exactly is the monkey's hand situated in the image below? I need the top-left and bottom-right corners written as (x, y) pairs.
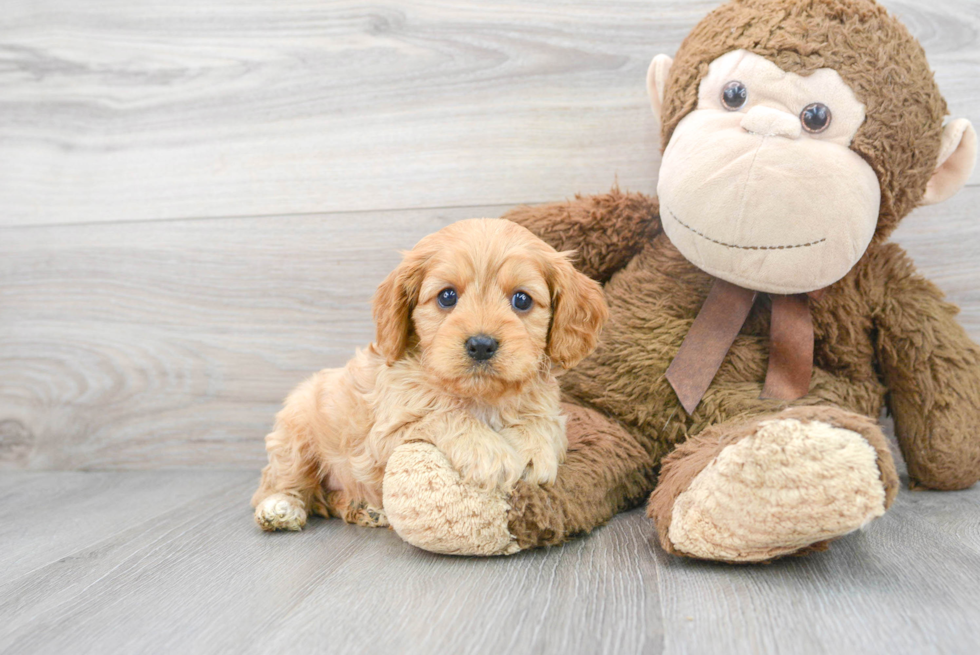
top-left (382, 402), bottom-right (653, 556)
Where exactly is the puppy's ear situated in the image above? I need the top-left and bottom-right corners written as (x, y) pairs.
top-left (546, 253), bottom-right (609, 369)
top-left (373, 250), bottom-right (428, 364)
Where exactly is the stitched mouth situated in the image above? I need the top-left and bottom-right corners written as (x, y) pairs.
top-left (663, 205), bottom-right (826, 251)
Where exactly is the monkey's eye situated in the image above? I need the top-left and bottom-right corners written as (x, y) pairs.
top-left (800, 103), bottom-right (832, 133)
top-left (511, 291), bottom-right (533, 312)
top-left (437, 288), bottom-right (457, 309)
top-left (721, 81), bottom-right (747, 110)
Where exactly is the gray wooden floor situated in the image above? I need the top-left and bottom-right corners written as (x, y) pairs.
top-left (2, 458), bottom-right (980, 655)
top-left (2, 1), bottom-right (980, 653)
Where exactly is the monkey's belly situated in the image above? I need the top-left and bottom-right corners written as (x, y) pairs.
top-left (560, 250), bottom-right (885, 463)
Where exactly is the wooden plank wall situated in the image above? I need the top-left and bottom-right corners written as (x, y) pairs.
top-left (1, 0), bottom-right (978, 470)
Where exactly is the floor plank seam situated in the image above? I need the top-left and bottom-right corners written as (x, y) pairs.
top-left (0, 201), bottom-right (535, 232)
top-left (1, 476), bottom-right (254, 594)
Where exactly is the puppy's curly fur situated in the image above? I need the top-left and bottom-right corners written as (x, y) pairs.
top-left (252, 218), bottom-right (608, 531)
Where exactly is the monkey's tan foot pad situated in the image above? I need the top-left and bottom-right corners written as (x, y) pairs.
top-left (254, 493), bottom-right (308, 531)
top-left (665, 418), bottom-right (887, 562)
top-left (383, 442), bottom-right (521, 556)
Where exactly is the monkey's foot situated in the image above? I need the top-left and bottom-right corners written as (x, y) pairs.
top-left (254, 493), bottom-right (308, 532)
top-left (648, 407), bottom-right (898, 562)
top-left (383, 442), bottom-right (520, 556)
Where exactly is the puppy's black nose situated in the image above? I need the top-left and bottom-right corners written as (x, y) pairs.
top-left (466, 335), bottom-right (498, 361)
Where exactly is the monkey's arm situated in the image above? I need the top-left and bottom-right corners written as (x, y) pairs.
top-left (383, 401), bottom-right (655, 555)
top-left (502, 188), bottom-right (662, 283)
top-left (870, 244), bottom-right (980, 490)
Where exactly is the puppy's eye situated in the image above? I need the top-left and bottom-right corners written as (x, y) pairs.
top-left (436, 288), bottom-right (457, 309)
top-left (511, 291), bottom-right (533, 312)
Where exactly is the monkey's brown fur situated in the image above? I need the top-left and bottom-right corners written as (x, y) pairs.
top-left (496, 0), bottom-right (980, 552)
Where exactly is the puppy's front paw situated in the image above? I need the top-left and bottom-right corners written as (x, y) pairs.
top-left (447, 440), bottom-right (523, 492)
top-left (254, 493), bottom-right (307, 531)
top-left (522, 447), bottom-right (560, 486)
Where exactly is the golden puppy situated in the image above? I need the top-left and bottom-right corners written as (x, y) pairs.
top-left (251, 218), bottom-right (607, 531)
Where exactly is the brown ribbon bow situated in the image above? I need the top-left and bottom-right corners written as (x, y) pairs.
top-left (665, 278), bottom-right (820, 415)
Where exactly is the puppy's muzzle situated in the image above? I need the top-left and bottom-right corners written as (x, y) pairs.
top-left (465, 335), bottom-right (498, 362)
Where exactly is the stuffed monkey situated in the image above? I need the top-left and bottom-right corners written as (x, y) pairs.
top-left (382, 0), bottom-right (980, 562)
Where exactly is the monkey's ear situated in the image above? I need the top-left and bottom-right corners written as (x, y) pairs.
top-left (646, 54), bottom-right (673, 125)
top-left (921, 118), bottom-right (977, 205)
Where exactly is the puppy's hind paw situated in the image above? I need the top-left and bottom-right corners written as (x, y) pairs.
top-left (334, 495), bottom-right (389, 528)
top-left (254, 493), bottom-right (307, 531)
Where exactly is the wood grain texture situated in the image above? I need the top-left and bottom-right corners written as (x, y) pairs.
top-left (0, 472), bottom-right (663, 655)
top-left (2, 2), bottom-right (980, 653)
top-left (1, 470), bottom-right (978, 654)
top-left (0, 0), bottom-right (976, 226)
top-left (1, 0), bottom-right (978, 470)
top-left (0, 470), bottom-right (250, 586)
top-left (0, 204), bottom-right (505, 470)
top-left (654, 487), bottom-right (980, 655)
top-left (2, 187), bottom-right (978, 471)
top-left (653, 429), bottom-right (980, 655)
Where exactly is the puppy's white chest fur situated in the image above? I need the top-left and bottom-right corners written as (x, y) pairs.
top-left (467, 403), bottom-right (507, 432)
top-left (364, 351), bottom-right (567, 491)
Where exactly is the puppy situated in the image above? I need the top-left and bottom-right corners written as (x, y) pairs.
top-left (251, 218), bottom-right (608, 531)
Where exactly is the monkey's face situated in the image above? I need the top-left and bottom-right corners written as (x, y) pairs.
top-left (657, 50), bottom-right (880, 294)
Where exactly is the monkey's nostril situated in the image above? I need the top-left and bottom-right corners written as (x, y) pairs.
top-left (465, 335), bottom-right (498, 361)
